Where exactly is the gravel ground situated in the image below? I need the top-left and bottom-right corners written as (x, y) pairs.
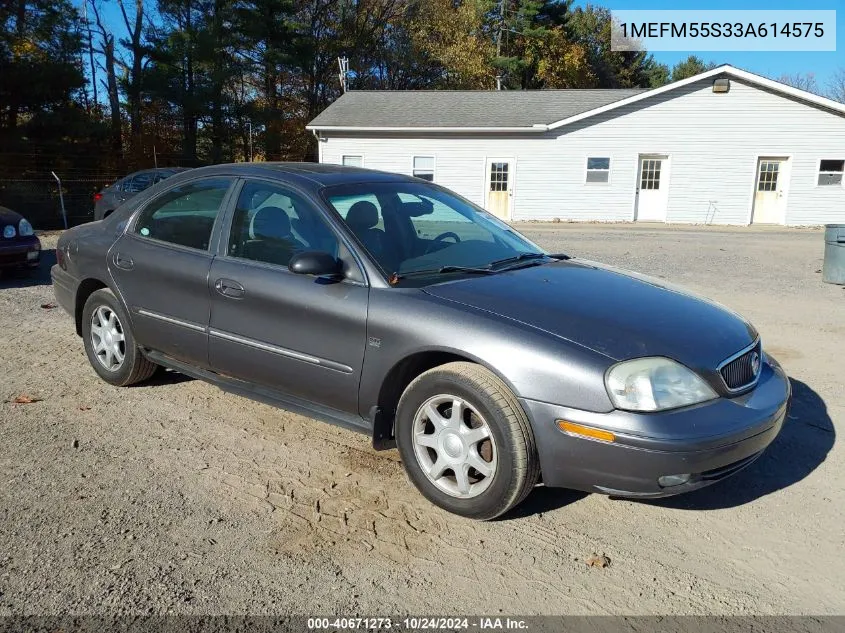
top-left (0, 224), bottom-right (842, 616)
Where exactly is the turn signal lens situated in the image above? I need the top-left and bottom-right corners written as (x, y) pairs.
top-left (557, 421), bottom-right (616, 443)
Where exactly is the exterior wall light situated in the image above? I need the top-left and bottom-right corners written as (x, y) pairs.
top-left (713, 78), bottom-right (730, 93)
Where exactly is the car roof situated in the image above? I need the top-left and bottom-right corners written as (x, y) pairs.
top-left (133, 167), bottom-right (190, 176)
top-left (173, 162), bottom-right (416, 191)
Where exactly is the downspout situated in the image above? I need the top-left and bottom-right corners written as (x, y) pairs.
top-left (311, 129), bottom-right (322, 163)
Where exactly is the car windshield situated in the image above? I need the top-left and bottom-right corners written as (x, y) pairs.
top-left (322, 181), bottom-right (545, 281)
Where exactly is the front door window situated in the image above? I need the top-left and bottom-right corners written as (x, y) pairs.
top-left (227, 181), bottom-right (339, 267)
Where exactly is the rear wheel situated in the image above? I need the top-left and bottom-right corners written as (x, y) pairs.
top-left (81, 288), bottom-right (157, 386)
top-left (396, 362), bottom-right (540, 520)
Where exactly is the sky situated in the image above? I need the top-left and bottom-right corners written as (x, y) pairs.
top-left (581, 0), bottom-right (844, 88)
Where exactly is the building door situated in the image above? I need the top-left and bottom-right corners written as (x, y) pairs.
top-left (485, 158), bottom-right (514, 220)
top-left (752, 157), bottom-right (790, 224)
top-left (634, 155), bottom-right (670, 221)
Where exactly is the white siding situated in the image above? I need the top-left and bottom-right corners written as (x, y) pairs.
top-left (317, 77), bottom-right (845, 225)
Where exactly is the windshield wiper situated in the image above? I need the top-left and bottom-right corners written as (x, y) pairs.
top-left (389, 266), bottom-right (496, 284)
top-left (389, 254), bottom-right (572, 284)
top-left (489, 252), bottom-right (571, 269)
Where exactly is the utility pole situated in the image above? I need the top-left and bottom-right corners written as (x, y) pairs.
top-left (338, 56), bottom-right (349, 93)
top-left (247, 121), bottom-right (253, 162)
top-left (495, 0), bottom-right (504, 90)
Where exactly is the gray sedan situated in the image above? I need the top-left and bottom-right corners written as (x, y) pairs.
top-left (51, 163), bottom-right (791, 519)
top-left (93, 168), bottom-right (189, 221)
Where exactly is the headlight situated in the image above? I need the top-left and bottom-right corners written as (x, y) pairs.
top-left (3, 225), bottom-right (15, 238)
top-left (605, 357), bottom-right (717, 412)
top-left (18, 218), bottom-right (34, 236)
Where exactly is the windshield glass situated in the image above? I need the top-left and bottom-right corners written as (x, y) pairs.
top-left (322, 181), bottom-right (544, 279)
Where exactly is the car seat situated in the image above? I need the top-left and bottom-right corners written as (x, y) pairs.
top-left (243, 206), bottom-right (302, 266)
top-left (346, 201), bottom-right (390, 263)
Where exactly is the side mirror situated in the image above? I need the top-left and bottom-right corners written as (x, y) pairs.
top-left (288, 251), bottom-right (342, 277)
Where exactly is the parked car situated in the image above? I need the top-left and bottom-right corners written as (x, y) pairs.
top-left (93, 168), bottom-right (189, 221)
top-left (51, 164), bottom-right (791, 519)
top-left (0, 205), bottom-right (41, 271)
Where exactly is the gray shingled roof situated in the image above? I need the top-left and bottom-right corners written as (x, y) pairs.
top-left (307, 89), bottom-right (648, 129)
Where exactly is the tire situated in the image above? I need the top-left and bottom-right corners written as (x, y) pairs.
top-left (395, 361), bottom-right (540, 520)
top-left (81, 288), bottom-right (157, 386)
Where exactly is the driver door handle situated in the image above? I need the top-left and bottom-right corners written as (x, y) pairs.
top-left (215, 278), bottom-right (245, 299)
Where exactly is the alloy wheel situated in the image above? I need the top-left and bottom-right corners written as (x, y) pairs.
top-left (90, 305), bottom-right (125, 372)
top-left (411, 394), bottom-right (498, 498)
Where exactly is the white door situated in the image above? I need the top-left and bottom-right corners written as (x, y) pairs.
top-left (485, 158), bottom-right (514, 220)
top-left (752, 158), bottom-right (789, 224)
top-left (635, 155), bottom-right (670, 221)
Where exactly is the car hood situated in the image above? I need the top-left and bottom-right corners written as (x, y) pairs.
top-left (0, 206), bottom-right (23, 226)
top-left (422, 259), bottom-right (757, 369)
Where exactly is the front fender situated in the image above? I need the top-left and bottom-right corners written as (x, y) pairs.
top-left (359, 288), bottom-right (616, 423)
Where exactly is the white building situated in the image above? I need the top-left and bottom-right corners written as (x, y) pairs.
top-left (307, 65), bottom-right (845, 226)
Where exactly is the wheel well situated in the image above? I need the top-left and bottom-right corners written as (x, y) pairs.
top-left (74, 278), bottom-right (107, 335)
top-left (372, 351), bottom-right (472, 449)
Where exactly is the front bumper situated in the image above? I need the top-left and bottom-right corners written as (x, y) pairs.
top-left (0, 236), bottom-right (41, 268)
top-left (521, 359), bottom-right (791, 498)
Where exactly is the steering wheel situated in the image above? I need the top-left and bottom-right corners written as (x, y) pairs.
top-left (424, 231), bottom-right (461, 254)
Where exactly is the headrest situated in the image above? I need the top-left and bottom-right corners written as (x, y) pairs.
top-left (250, 206), bottom-right (291, 240)
top-left (346, 201), bottom-right (379, 230)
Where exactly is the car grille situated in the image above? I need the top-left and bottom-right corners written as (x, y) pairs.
top-left (719, 341), bottom-right (761, 391)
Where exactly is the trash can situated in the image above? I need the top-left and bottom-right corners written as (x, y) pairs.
top-left (823, 224), bottom-right (845, 285)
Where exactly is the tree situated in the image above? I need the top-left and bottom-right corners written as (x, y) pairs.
top-left (670, 55), bottom-right (717, 82)
top-left (0, 0), bottom-right (85, 129)
top-left (828, 68), bottom-right (845, 103)
top-left (776, 71), bottom-right (820, 94)
top-left (116, 0), bottom-right (148, 161)
top-left (408, 0), bottom-right (495, 89)
top-left (524, 26), bottom-right (594, 88)
top-left (566, 5), bottom-right (663, 88)
top-left (645, 61), bottom-right (670, 88)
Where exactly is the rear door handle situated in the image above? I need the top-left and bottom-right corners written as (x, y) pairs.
top-left (113, 253), bottom-right (134, 270)
top-left (214, 278), bottom-right (245, 298)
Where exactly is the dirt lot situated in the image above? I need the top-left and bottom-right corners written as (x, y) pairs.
top-left (0, 224), bottom-right (842, 616)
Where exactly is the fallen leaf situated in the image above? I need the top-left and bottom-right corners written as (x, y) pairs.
top-left (40, 303), bottom-right (57, 309)
top-left (12, 395), bottom-right (41, 404)
top-left (586, 553), bottom-right (611, 568)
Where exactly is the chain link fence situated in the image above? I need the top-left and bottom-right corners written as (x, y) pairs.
top-left (0, 174), bottom-right (121, 229)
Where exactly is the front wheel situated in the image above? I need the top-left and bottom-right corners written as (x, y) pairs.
top-left (395, 362), bottom-right (540, 520)
top-left (81, 288), bottom-right (157, 386)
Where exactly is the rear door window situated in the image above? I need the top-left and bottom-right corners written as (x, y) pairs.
top-left (133, 178), bottom-right (233, 250)
top-left (126, 173), bottom-right (155, 193)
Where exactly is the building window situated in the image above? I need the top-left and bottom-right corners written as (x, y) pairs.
top-left (412, 156), bottom-right (435, 181)
top-left (490, 162), bottom-right (509, 191)
top-left (641, 159), bottom-right (662, 190)
top-left (818, 159), bottom-right (844, 186)
top-left (586, 157), bottom-right (610, 184)
top-left (342, 155), bottom-right (363, 167)
top-left (757, 160), bottom-right (780, 191)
